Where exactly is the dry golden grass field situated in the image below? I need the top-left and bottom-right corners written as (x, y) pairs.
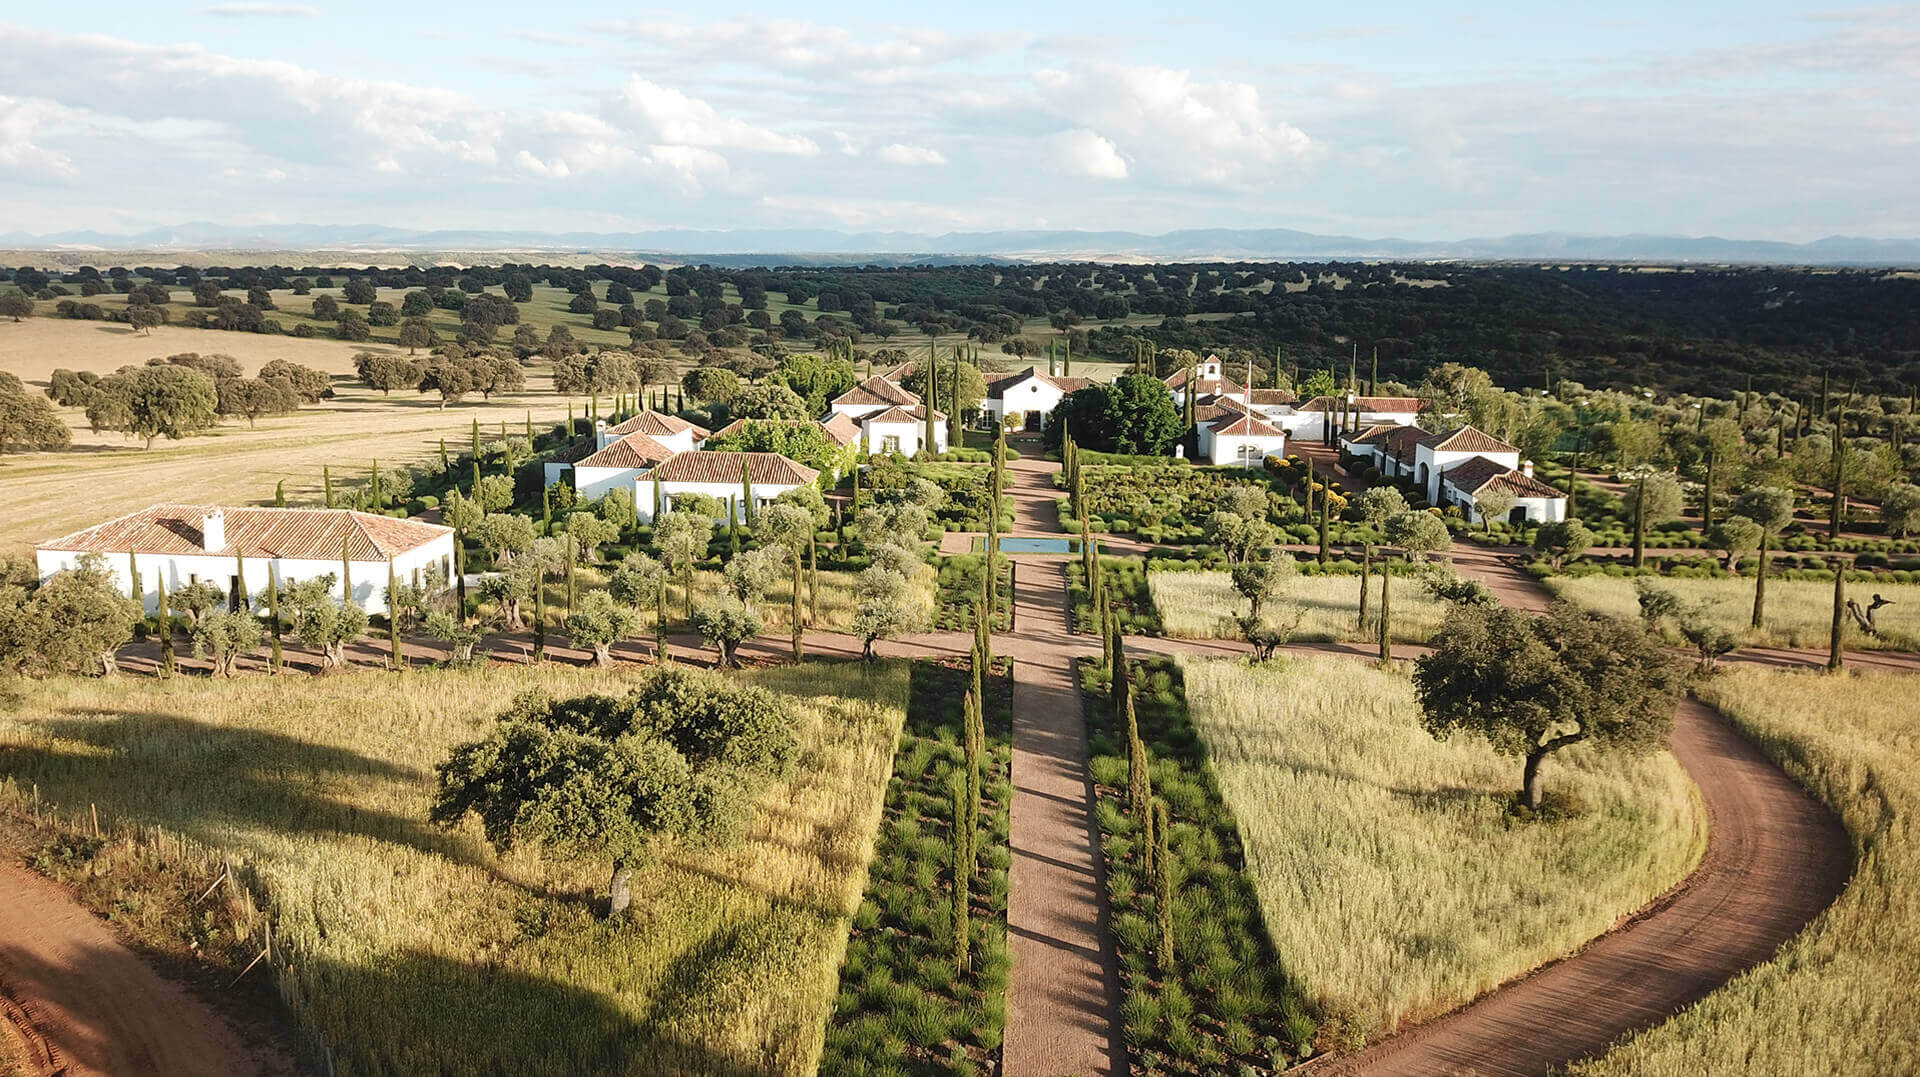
top-left (0, 661), bottom-right (911, 1075)
top-left (0, 319), bottom-right (581, 556)
top-left (1147, 569), bottom-right (1453, 644)
top-left (1545, 574), bottom-right (1920, 652)
top-left (1178, 655), bottom-right (1705, 1044)
top-left (1574, 667), bottom-right (1919, 1076)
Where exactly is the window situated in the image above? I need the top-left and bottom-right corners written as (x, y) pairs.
top-left (882, 435), bottom-right (901, 453)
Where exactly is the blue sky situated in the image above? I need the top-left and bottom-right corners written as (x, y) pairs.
top-left (1, 2), bottom-right (1913, 239)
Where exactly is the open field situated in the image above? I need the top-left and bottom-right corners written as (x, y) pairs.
top-left (1177, 656), bottom-right (1705, 1044)
top-left (1575, 667), bottom-right (1918, 1076)
top-left (1147, 569), bottom-right (1452, 644)
top-left (0, 661), bottom-right (910, 1075)
top-left (1545, 574), bottom-right (1920, 652)
top-left (662, 567), bottom-right (936, 633)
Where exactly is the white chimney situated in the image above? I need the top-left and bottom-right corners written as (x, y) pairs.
top-left (594, 418), bottom-right (609, 449)
top-left (1521, 459), bottom-right (1535, 478)
top-left (202, 509), bottom-right (226, 552)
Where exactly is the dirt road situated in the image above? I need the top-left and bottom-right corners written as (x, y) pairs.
top-left (0, 860), bottom-right (290, 1077)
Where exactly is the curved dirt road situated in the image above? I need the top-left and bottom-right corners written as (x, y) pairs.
top-left (0, 860), bottom-right (289, 1077)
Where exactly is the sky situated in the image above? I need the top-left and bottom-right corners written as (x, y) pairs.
top-left (0, 2), bottom-right (1915, 241)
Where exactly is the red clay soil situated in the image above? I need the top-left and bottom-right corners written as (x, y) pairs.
top-left (0, 861), bottom-right (291, 1077)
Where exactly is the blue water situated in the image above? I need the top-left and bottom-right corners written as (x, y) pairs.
top-left (977, 537), bottom-right (1085, 554)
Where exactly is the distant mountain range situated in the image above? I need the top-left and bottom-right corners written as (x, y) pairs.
top-left (4, 222), bottom-right (1919, 266)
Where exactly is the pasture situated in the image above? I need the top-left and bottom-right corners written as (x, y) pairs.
top-left (1574, 668), bottom-right (1920, 1076)
top-left (1177, 656), bottom-right (1704, 1044)
top-left (1545, 574), bottom-right (1920, 652)
top-left (0, 661), bottom-right (910, 1075)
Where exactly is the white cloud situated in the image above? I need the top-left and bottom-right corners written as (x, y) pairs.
top-left (612, 77), bottom-right (819, 155)
top-left (644, 144), bottom-right (731, 193)
top-left (201, 3), bottom-right (318, 16)
top-left (1032, 63), bottom-right (1312, 187)
top-left (1050, 129), bottom-right (1127, 179)
top-left (0, 96), bottom-right (77, 176)
top-left (876, 142), bottom-right (947, 166)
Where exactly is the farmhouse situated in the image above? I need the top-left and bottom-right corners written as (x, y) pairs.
top-left (1437, 456), bottom-right (1569, 524)
top-left (35, 505), bottom-right (454, 615)
top-left (1285, 395), bottom-right (1422, 443)
top-left (570, 431), bottom-right (677, 500)
top-left (1165, 357), bottom-right (1243, 403)
top-left (981, 366), bottom-right (1096, 430)
top-left (1207, 413), bottom-right (1288, 468)
top-left (827, 376), bottom-right (921, 422)
top-left (597, 410), bottom-right (707, 453)
top-left (643, 451), bottom-right (820, 522)
top-left (858, 405), bottom-right (949, 456)
top-left (1413, 426), bottom-right (1521, 504)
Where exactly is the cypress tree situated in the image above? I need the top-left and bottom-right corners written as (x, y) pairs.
top-left (471, 416), bottom-right (481, 461)
top-left (564, 549), bottom-right (575, 620)
top-left (728, 497), bottom-right (740, 555)
top-left (808, 531), bottom-right (820, 625)
top-left (234, 551), bottom-right (248, 613)
top-left (741, 460), bottom-right (756, 530)
top-left (440, 437), bottom-right (450, 471)
top-left (542, 486), bottom-right (552, 532)
top-left (471, 459), bottom-right (481, 494)
top-left (323, 465), bottom-right (334, 508)
top-left (155, 572), bottom-right (175, 676)
top-left (532, 564), bottom-right (546, 662)
top-left (1154, 798), bottom-right (1173, 975)
top-left (654, 576), bottom-right (669, 664)
top-left (1358, 543), bottom-right (1372, 632)
top-left (1379, 562), bottom-right (1393, 665)
top-left (266, 569), bottom-right (283, 674)
top-left (453, 520), bottom-right (468, 619)
top-left (127, 553), bottom-right (143, 624)
top-left (1828, 416), bottom-right (1847, 540)
top-left (1703, 449), bottom-right (1717, 533)
top-left (1318, 489), bottom-right (1331, 565)
top-left (1063, 336), bottom-right (1071, 377)
top-left (370, 459), bottom-right (382, 511)
top-left (274, 479), bottom-right (286, 507)
top-left (341, 535), bottom-right (354, 608)
top-left (952, 779), bottom-right (971, 976)
top-left (1829, 558), bottom-right (1846, 672)
top-left (652, 472), bottom-right (665, 524)
top-left (924, 338), bottom-right (939, 454)
top-left (388, 558), bottom-right (404, 670)
top-left (963, 690), bottom-right (982, 869)
top-left (1632, 475), bottom-right (1648, 569)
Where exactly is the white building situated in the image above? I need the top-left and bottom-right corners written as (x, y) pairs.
top-left (1284, 395), bottom-right (1422, 443)
top-left (1165, 357), bottom-right (1242, 405)
top-left (34, 505), bottom-right (454, 616)
top-left (1412, 426), bottom-right (1521, 504)
top-left (640, 451), bottom-right (820, 523)
top-left (597, 411), bottom-right (706, 453)
top-left (569, 432), bottom-right (677, 500)
top-left (1437, 457), bottom-right (1568, 524)
top-left (1207, 414), bottom-right (1288, 468)
top-left (981, 367), bottom-right (1096, 430)
top-left (828, 376), bottom-right (922, 422)
top-left (859, 405), bottom-right (949, 456)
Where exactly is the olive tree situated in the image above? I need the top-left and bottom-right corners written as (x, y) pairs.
top-left (1413, 604), bottom-right (1684, 810)
top-left (431, 671), bottom-right (800, 917)
top-left (1385, 510), bottom-right (1451, 562)
top-left (692, 595), bottom-right (762, 668)
top-left (758, 503), bottom-right (815, 660)
top-left (852, 566), bottom-right (916, 660)
top-left (285, 576), bottom-right (370, 670)
top-left (567, 589), bottom-right (643, 667)
top-left (1530, 519), bottom-right (1594, 571)
top-left (1732, 485), bottom-right (1797, 628)
top-left (192, 609), bottom-right (262, 677)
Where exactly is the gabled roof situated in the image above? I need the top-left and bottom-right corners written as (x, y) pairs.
top-left (1418, 425), bottom-right (1519, 455)
top-left (548, 437), bottom-right (601, 465)
top-left (985, 366), bottom-right (1095, 399)
top-left (817, 412), bottom-right (862, 446)
top-left (651, 451), bottom-right (820, 486)
top-left (1297, 395), bottom-right (1422, 413)
top-left (1443, 456), bottom-right (1566, 500)
top-left (606, 410), bottom-right (707, 439)
top-left (577, 433), bottom-right (676, 470)
top-left (831, 376), bottom-right (919, 408)
top-left (38, 505), bottom-right (449, 560)
top-left (1343, 423), bottom-right (1398, 446)
top-left (1212, 414), bottom-right (1285, 438)
top-left (1384, 425), bottom-right (1433, 462)
top-left (862, 404), bottom-right (947, 425)
top-left (878, 360), bottom-right (916, 383)
top-left (1165, 368), bottom-right (1243, 394)
top-left (1247, 389), bottom-right (1298, 406)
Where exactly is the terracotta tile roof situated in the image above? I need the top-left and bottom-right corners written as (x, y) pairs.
top-left (1418, 425), bottom-right (1519, 454)
top-left (1343, 423), bottom-right (1398, 446)
top-left (831, 376), bottom-right (920, 408)
top-left (606, 410), bottom-right (707, 439)
top-left (548, 437), bottom-right (600, 464)
top-left (1384, 425), bottom-right (1432, 463)
top-left (1298, 395), bottom-right (1421, 413)
top-left (1212, 414), bottom-right (1285, 437)
top-left (817, 413), bottom-right (861, 446)
top-left (1247, 389), bottom-right (1298, 406)
top-left (1165, 368), bottom-right (1244, 394)
top-left (983, 366), bottom-right (1094, 399)
top-left (651, 451), bottom-right (819, 486)
top-left (1443, 456), bottom-right (1565, 500)
top-left (862, 404), bottom-right (946, 425)
top-left (577, 433), bottom-right (675, 470)
top-left (39, 505), bottom-right (449, 560)
top-left (878, 361), bottom-right (916, 382)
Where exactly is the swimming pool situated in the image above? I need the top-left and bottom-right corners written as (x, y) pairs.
top-left (973, 537), bottom-right (1090, 554)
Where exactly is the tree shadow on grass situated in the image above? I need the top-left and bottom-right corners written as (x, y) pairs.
top-left (0, 708), bottom-right (489, 870)
top-left (298, 945), bottom-right (784, 1076)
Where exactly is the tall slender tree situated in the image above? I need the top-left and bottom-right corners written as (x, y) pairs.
top-left (1828, 559), bottom-right (1846, 672)
top-left (156, 572), bottom-right (175, 676)
top-left (266, 568), bottom-right (283, 673)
